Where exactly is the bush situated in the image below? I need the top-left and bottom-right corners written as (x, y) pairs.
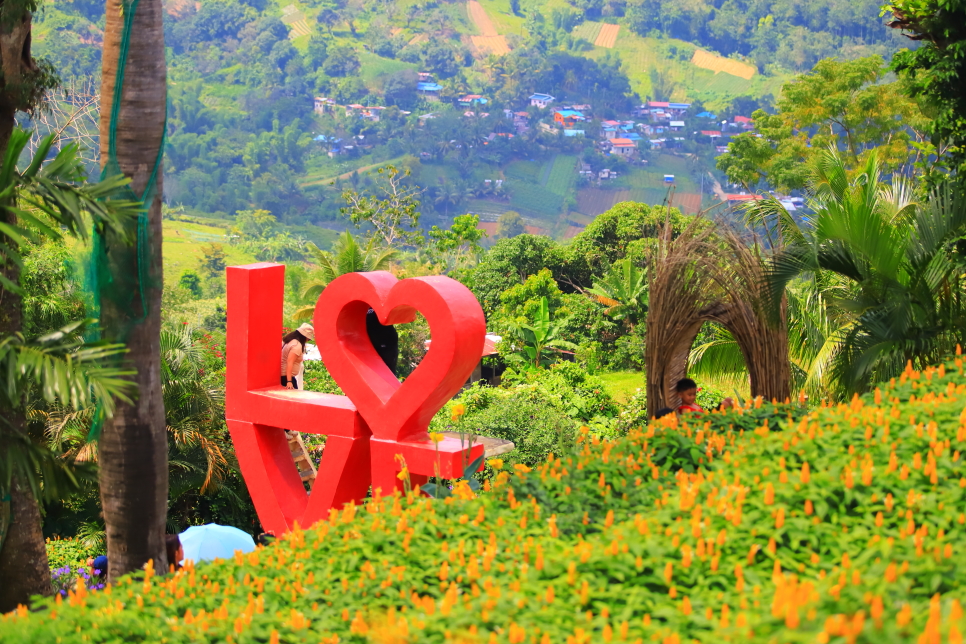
top-left (16, 356), bottom-right (966, 643)
top-left (44, 538), bottom-right (99, 572)
top-left (301, 360), bottom-right (342, 395)
top-left (453, 390), bottom-right (578, 468)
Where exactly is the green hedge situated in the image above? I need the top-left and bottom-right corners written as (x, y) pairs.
top-left (5, 355), bottom-right (966, 643)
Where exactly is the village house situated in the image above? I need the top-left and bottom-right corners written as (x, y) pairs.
top-left (724, 193), bottom-right (764, 211)
top-left (314, 97), bottom-right (335, 115)
top-left (669, 120), bottom-right (685, 132)
top-left (553, 109), bottom-right (585, 128)
top-left (417, 81), bottom-right (443, 101)
top-left (609, 138), bottom-right (637, 157)
top-left (459, 94), bottom-right (488, 107)
top-left (529, 93), bottom-right (556, 108)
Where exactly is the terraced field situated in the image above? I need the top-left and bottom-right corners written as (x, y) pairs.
top-left (571, 21), bottom-right (602, 44)
top-left (544, 154), bottom-right (577, 195)
top-left (466, 0), bottom-right (510, 55)
top-left (691, 49), bottom-right (756, 79)
top-left (594, 23), bottom-right (619, 48)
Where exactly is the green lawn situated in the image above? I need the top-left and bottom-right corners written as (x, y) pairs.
top-left (598, 370), bottom-right (644, 403)
top-left (162, 219), bottom-right (258, 286)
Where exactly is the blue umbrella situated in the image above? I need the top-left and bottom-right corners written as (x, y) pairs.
top-left (179, 524), bottom-right (256, 564)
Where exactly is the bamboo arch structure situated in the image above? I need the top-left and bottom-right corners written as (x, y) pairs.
top-left (645, 218), bottom-right (791, 415)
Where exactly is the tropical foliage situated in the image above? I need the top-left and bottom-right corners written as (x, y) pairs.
top-left (754, 149), bottom-right (966, 394)
top-left (7, 354), bottom-right (966, 643)
top-left (293, 230), bottom-right (396, 322)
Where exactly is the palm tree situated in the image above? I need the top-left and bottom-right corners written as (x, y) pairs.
top-left (586, 258), bottom-right (648, 328)
top-left (0, 131), bottom-right (139, 611)
top-left (41, 325), bottom-right (242, 538)
top-left (751, 149), bottom-right (966, 393)
top-left (97, 0), bottom-right (169, 580)
top-left (293, 231), bottom-right (396, 321)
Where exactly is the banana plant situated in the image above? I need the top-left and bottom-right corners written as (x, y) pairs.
top-left (586, 258), bottom-right (648, 328)
top-left (508, 296), bottom-right (578, 368)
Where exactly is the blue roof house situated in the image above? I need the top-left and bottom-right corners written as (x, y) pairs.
top-left (529, 93), bottom-right (556, 108)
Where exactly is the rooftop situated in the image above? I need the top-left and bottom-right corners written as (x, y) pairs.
top-left (529, 93), bottom-right (555, 101)
top-left (611, 138), bottom-right (636, 146)
top-left (417, 82), bottom-right (443, 91)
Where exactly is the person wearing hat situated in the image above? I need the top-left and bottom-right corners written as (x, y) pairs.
top-left (281, 323), bottom-right (315, 389)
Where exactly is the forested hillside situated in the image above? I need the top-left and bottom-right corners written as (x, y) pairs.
top-left (29, 0), bottom-right (912, 239)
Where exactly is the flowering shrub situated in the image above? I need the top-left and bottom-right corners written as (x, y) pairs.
top-left (6, 355), bottom-right (966, 643)
top-left (44, 538), bottom-right (99, 573)
top-left (51, 565), bottom-right (106, 597)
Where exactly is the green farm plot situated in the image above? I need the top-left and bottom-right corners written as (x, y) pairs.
top-left (504, 159), bottom-right (542, 182)
top-left (476, 0), bottom-right (526, 35)
top-left (545, 154), bottom-right (577, 195)
top-left (508, 183), bottom-right (564, 217)
top-left (465, 199), bottom-right (514, 216)
top-left (698, 71), bottom-right (753, 96)
top-left (162, 220), bottom-right (257, 286)
top-left (358, 53), bottom-right (419, 87)
top-left (571, 21), bottom-right (603, 43)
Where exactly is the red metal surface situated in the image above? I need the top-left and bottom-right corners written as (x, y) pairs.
top-left (226, 264), bottom-right (485, 534)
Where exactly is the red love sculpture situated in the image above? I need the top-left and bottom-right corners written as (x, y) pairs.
top-left (314, 271), bottom-right (486, 498)
top-left (225, 264), bottom-right (486, 536)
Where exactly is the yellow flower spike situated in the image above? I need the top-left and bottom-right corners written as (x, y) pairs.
top-left (429, 432), bottom-right (445, 444)
top-left (396, 468), bottom-right (409, 481)
top-left (487, 458), bottom-right (503, 470)
top-left (451, 403), bottom-right (466, 420)
top-left (896, 603), bottom-right (912, 627)
top-left (513, 463), bottom-right (531, 473)
top-left (681, 596), bottom-right (692, 615)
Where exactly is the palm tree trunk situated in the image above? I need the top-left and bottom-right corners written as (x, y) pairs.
top-left (0, 477), bottom-right (51, 612)
top-left (0, 163), bottom-right (50, 610)
top-left (97, 0), bottom-right (168, 580)
top-left (0, 0), bottom-right (58, 607)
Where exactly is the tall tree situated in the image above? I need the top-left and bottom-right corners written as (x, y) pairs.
top-left (0, 132), bottom-right (139, 611)
top-left (716, 56), bottom-right (928, 191)
top-left (97, 0), bottom-right (169, 580)
top-left (0, 0), bottom-right (92, 610)
top-left (887, 0), bottom-right (966, 179)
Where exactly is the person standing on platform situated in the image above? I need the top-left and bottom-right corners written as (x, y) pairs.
top-left (282, 323), bottom-right (314, 389)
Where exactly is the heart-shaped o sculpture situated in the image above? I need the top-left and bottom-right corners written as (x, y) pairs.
top-left (314, 271), bottom-right (486, 442)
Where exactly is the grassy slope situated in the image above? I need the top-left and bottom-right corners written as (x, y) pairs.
top-left (10, 357), bottom-right (966, 642)
top-left (598, 370), bottom-right (644, 403)
top-left (162, 219), bottom-right (258, 287)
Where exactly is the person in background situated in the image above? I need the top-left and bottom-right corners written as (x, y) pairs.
top-left (164, 534), bottom-right (184, 572)
top-left (366, 309), bottom-right (399, 375)
top-left (675, 377), bottom-right (735, 414)
top-left (282, 323), bottom-right (314, 389)
top-left (90, 555), bottom-right (108, 583)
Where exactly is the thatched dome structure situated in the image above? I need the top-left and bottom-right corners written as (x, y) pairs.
top-left (645, 218), bottom-right (791, 415)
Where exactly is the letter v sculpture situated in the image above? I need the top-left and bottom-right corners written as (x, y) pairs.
top-left (226, 263), bottom-right (486, 536)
